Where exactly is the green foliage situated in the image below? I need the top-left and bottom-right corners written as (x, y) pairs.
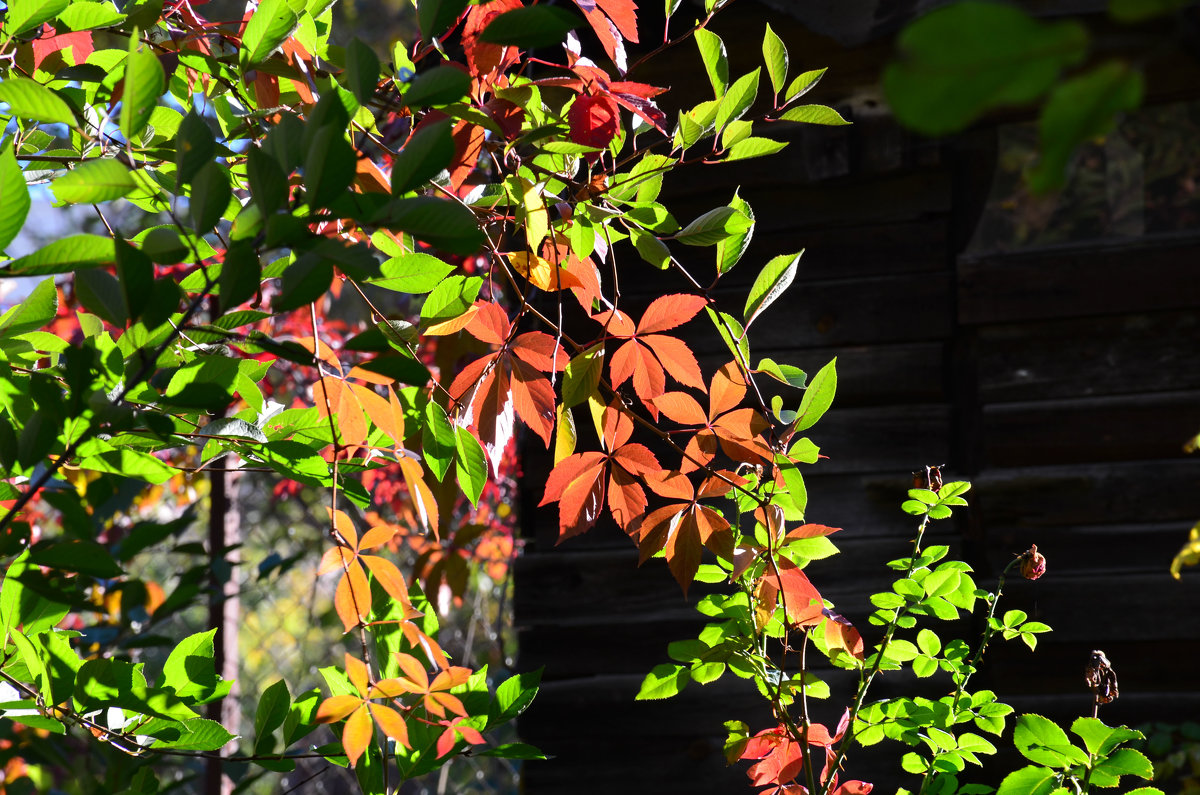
top-left (998, 715), bottom-right (1161, 795)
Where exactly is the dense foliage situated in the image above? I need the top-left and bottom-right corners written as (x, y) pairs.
top-left (0, 0), bottom-right (1185, 792)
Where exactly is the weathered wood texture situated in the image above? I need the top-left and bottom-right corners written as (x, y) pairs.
top-left (513, 4), bottom-right (1200, 793)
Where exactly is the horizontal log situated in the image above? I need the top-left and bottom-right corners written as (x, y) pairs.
top-left (981, 390), bottom-right (1200, 468)
top-left (976, 310), bottom-right (1200, 403)
top-left (972, 460), bottom-right (1200, 527)
top-left (958, 235), bottom-right (1200, 324)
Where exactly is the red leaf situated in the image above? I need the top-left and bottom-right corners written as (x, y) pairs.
top-left (759, 559), bottom-right (825, 628)
top-left (510, 331), bottom-right (568, 371)
top-left (569, 93), bottom-right (621, 154)
top-left (557, 457), bottom-right (607, 539)
top-left (606, 466), bottom-right (647, 529)
top-left (31, 25), bottom-right (93, 70)
top-left (510, 360), bottom-right (556, 446)
top-left (786, 524), bottom-right (843, 540)
top-left (462, 0), bottom-right (522, 80)
top-left (593, 0), bottom-right (639, 42)
top-left (448, 121), bottom-right (486, 193)
top-left (576, 4), bottom-right (627, 72)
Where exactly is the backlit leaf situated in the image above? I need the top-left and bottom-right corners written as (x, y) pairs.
top-left (51, 159), bottom-right (136, 205)
top-left (120, 40), bottom-right (166, 142)
top-left (0, 77), bottom-right (75, 125)
top-left (0, 142), bottom-right (31, 252)
top-left (744, 251), bottom-right (802, 327)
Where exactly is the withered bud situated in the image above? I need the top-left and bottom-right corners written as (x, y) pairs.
top-left (1085, 649), bottom-right (1119, 704)
top-left (1019, 544), bottom-right (1047, 580)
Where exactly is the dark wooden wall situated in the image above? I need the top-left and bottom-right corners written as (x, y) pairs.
top-left (512, 4), bottom-right (1200, 792)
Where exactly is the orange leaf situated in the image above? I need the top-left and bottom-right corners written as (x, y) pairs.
top-left (786, 524), bottom-right (843, 540)
top-left (638, 294), bottom-right (708, 334)
top-left (342, 704), bottom-right (373, 767)
top-left (347, 366), bottom-right (394, 385)
top-left (294, 336), bottom-right (343, 372)
top-left (355, 157), bottom-right (391, 193)
top-left (344, 653), bottom-right (370, 694)
top-left (334, 562), bottom-right (371, 632)
top-left (465, 301), bottom-right (511, 345)
top-left (507, 251), bottom-right (585, 292)
top-left (361, 554), bottom-right (412, 605)
top-left (399, 457), bottom-right (440, 538)
top-left (369, 703), bottom-right (410, 748)
top-left (316, 694), bottom-right (362, 723)
top-left (327, 508), bottom-right (358, 549)
top-left (351, 383), bottom-right (406, 447)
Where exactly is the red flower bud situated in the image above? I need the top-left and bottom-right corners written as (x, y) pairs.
top-left (1020, 544), bottom-right (1047, 580)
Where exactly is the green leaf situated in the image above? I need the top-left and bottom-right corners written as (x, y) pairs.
top-left (744, 250), bottom-right (802, 327)
top-left (2, 0), bottom-right (68, 35)
top-left (762, 24), bottom-right (788, 95)
top-left (120, 41), bottom-right (166, 143)
top-left (715, 192), bottom-right (753, 275)
top-left (240, 0), bottom-right (302, 66)
top-left (114, 237), bottom-right (153, 322)
top-left (1014, 714), bottom-right (1088, 768)
top-left (996, 765), bottom-right (1064, 795)
top-left (28, 540), bottom-right (122, 578)
top-left (478, 5), bottom-right (582, 49)
top-left (630, 228), bottom-right (670, 269)
top-left (917, 628), bottom-right (941, 656)
top-left (1070, 717), bottom-right (1143, 757)
top-left (487, 668), bottom-right (540, 727)
top-left (715, 68), bottom-right (760, 132)
top-left (756, 358), bottom-right (805, 388)
top-left (635, 663), bottom-right (691, 700)
top-left (367, 253), bottom-right (454, 294)
top-left (304, 126), bottom-right (356, 209)
top-left (345, 37), bottom-right (381, 107)
top-left (275, 254), bottom-right (333, 312)
top-left (694, 27), bottom-right (728, 97)
top-left (375, 197), bottom-right (484, 255)
top-left (562, 344), bottom-right (603, 409)
top-left (0, 141), bottom-right (31, 253)
top-left (74, 268), bottom-right (127, 325)
top-left (1093, 748), bottom-right (1153, 780)
top-left (0, 278), bottom-right (57, 336)
top-left (150, 717), bottom-right (236, 751)
top-left (0, 77), bottom-right (75, 125)
top-left (675, 206), bottom-right (753, 247)
top-left (3, 234), bottom-right (117, 277)
top-left (779, 104), bottom-right (850, 126)
top-left (391, 118), bottom-right (454, 195)
top-left (190, 161), bottom-right (232, 233)
top-left (175, 111), bottom-right (217, 189)
top-left (473, 742), bottom-right (547, 760)
top-left (254, 679), bottom-right (290, 751)
top-left (793, 357), bottom-right (836, 432)
top-left (55, 2), bottom-right (125, 30)
top-left (401, 66), bottom-right (471, 109)
top-left (1028, 62), bottom-right (1143, 193)
top-left (883, 2), bottom-right (1088, 135)
top-left (161, 630), bottom-right (221, 702)
top-left (416, 0), bottom-right (468, 39)
top-left (706, 307), bottom-right (749, 366)
top-left (785, 68), bottom-right (827, 102)
top-left (454, 425), bottom-right (487, 506)
top-left (77, 447), bottom-right (174, 484)
top-left (219, 241), bottom-right (262, 310)
top-left (724, 137), bottom-right (788, 161)
top-left (421, 399), bottom-right (456, 481)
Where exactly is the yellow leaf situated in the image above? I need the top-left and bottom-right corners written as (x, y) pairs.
top-left (554, 404), bottom-right (576, 464)
top-left (519, 177), bottom-right (548, 250)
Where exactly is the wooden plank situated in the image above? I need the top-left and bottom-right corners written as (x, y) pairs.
top-left (958, 236), bottom-right (1200, 324)
top-left (806, 404), bottom-right (952, 474)
top-left (981, 390), bottom-right (1200, 467)
top-left (972, 460), bottom-right (1200, 527)
top-left (976, 310), bottom-right (1200, 402)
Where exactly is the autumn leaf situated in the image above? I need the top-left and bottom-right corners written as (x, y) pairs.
top-left (755, 557), bottom-right (825, 630)
top-left (569, 93), bottom-right (621, 154)
top-left (315, 653), bottom-right (413, 766)
top-left (318, 509), bottom-right (417, 632)
top-left (822, 609), bottom-right (865, 662)
top-left (595, 293), bottom-right (707, 414)
top-left (540, 402), bottom-right (660, 538)
top-left (450, 302), bottom-right (567, 468)
top-left (630, 470), bottom-right (740, 593)
top-left (654, 360), bottom-right (771, 471)
top-left (374, 652), bottom-right (472, 719)
top-left (571, 0), bottom-right (639, 73)
top-left (435, 716), bottom-right (486, 758)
